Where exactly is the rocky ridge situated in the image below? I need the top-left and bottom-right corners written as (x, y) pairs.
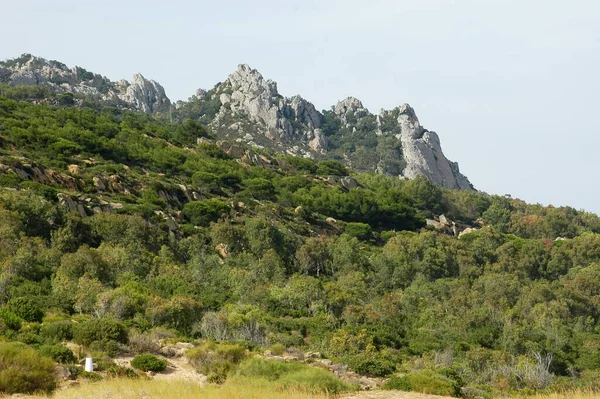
top-left (209, 64), bottom-right (327, 156)
top-left (182, 64), bottom-right (472, 190)
top-left (1, 54), bottom-right (472, 190)
top-left (0, 54), bottom-right (170, 113)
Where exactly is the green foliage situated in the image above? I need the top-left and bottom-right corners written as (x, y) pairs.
top-left (72, 318), bottom-right (128, 346)
top-left (3, 88), bottom-right (600, 396)
top-left (383, 369), bottom-right (461, 397)
top-left (316, 160), bottom-right (348, 176)
top-left (0, 342), bottom-right (57, 394)
top-left (242, 178), bottom-right (276, 200)
top-left (38, 344), bottom-right (76, 363)
top-left (0, 309), bottom-right (22, 331)
top-left (130, 354), bottom-right (167, 372)
top-left (183, 199), bottom-right (230, 225)
top-left (343, 222), bottom-right (372, 241)
top-left (343, 353), bottom-right (396, 377)
top-left (235, 358), bottom-right (354, 394)
top-left (187, 342), bottom-right (246, 383)
top-left (6, 297), bottom-right (44, 323)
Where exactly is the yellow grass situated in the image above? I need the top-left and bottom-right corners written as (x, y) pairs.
top-left (509, 390), bottom-right (600, 399)
top-left (49, 378), bottom-right (332, 399)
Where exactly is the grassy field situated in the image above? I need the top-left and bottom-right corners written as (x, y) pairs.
top-left (509, 391), bottom-right (600, 399)
top-left (50, 378), bottom-right (332, 399)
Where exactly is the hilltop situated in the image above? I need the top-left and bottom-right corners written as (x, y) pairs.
top-left (1, 54), bottom-right (471, 190)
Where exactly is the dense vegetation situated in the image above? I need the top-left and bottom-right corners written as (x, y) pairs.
top-left (1, 90), bottom-right (600, 396)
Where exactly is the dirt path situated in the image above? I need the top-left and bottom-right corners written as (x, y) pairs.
top-left (113, 355), bottom-right (206, 384)
top-left (342, 391), bottom-right (456, 399)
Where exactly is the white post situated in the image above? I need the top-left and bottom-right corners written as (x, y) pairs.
top-left (85, 357), bottom-right (94, 372)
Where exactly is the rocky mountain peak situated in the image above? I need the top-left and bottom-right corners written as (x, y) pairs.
top-left (211, 64), bottom-right (327, 155)
top-left (119, 73), bottom-right (170, 114)
top-left (0, 54), bottom-right (170, 114)
top-left (333, 97), bottom-right (370, 125)
top-left (395, 104), bottom-right (472, 190)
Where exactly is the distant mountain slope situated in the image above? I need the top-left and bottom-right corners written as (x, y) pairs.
top-left (0, 54), bottom-right (472, 190)
top-left (0, 54), bottom-right (170, 113)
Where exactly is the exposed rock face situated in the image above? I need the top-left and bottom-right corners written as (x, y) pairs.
top-left (117, 73), bottom-right (170, 113)
top-left (0, 54), bottom-right (170, 114)
top-left (1, 55), bottom-right (473, 190)
top-left (210, 64), bottom-right (327, 155)
top-left (333, 97), bottom-right (369, 125)
top-left (396, 104), bottom-right (472, 190)
top-left (193, 65), bottom-right (472, 190)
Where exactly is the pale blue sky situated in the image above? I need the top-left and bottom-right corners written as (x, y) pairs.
top-left (3, 0), bottom-right (600, 212)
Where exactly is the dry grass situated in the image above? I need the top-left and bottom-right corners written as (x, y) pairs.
top-left (509, 391), bottom-right (600, 399)
top-left (49, 378), bottom-right (332, 399)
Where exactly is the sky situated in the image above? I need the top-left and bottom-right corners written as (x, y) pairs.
top-left (3, 0), bottom-right (600, 213)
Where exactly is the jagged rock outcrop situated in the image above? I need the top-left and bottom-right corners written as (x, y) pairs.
top-left (1, 55), bottom-right (473, 190)
top-left (210, 64), bottom-right (327, 155)
top-left (188, 65), bottom-right (472, 189)
top-left (396, 104), bottom-right (472, 190)
top-left (116, 73), bottom-right (170, 113)
top-left (0, 54), bottom-right (170, 114)
top-left (333, 97), bottom-right (369, 126)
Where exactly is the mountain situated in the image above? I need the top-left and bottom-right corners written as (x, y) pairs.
top-left (2, 55), bottom-right (600, 397)
top-left (0, 54), bottom-right (170, 113)
top-left (0, 55), bottom-right (472, 190)
top-left (175, 64), bottom-right (473, 190)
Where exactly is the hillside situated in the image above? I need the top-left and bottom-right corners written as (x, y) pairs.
top-left (1, 54), bottom-right (471, 190)
top-left (0, 60), bottom-right (600, 397)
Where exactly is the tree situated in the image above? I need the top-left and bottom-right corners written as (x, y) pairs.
top-left (296, 237), bottom-right (331, 276)
top-left (183, 199), bottom-right (230, 225)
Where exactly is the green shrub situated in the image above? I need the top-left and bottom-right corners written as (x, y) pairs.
top-left (131, 354), bottom-right (167, 372)
top-left (268, 343), bottom-right (285, 356)
top-left (88, 353), bottom-right (116, 372)
top-left (6, 297), bottom-right (44, 323)
top-left (242, 178), bottom-right (276, 200)
top-left (344, 222), bottom-right (373, 241)
top-left (383, 369), bottom-right (461, 397)
top-left (0, 342), bottom-right (57, 394)
top-left (344, 353), bottom-right (396, 377)
top-left (183, 199), bottom-right (230, 225)
top-left (0, 308), bottom-right (22, 331)
top-left (40, 320), bottom-right (73, 342)
top-left (187, 342), bottom-right (246, 383)
top-left (235, 358), bottom-right (354, 394)
top-left (72, 317), bottom-right (128, 346)
top-left (88, 339), bottom-right (122, 357)
top-left (106, 364), bottom-right (138, 378)
top-left (316, 160), bottom-right (348, 176)
top-left (38, 344), bottom-right (76, 364)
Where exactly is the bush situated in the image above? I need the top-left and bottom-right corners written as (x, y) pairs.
top-left (383, 369), bottom-right (461, 397)
top-left (316, 160), bottom-right (348, 176)
top-left (40, 320), bottom-right (73, 342)
top-left (242, 178), bottom-right (276, 200)
top-left (268, 343), bottom-right (286, 356)
top-left (183, 200), bottom-right (230, 225)
top-left (106, 365), bottom-right (138, 378)
top-left (0, 308), bottom-right (22, 331)
top-left (235, 358), bottom-right (353, 394)
top-left (72, 317), bottom-right (128, 346)
top-left (6, 297), bottom-right (44, 323)
top-left (0, 342), bottom-right (57, 394)
top-left (344, 222), bottom-right (373, 241)
top-left (131, 354), bottom-right (167, 372)
top-left (344, 353), bottom-right (396, 377)
top-left (187, 342), bottom-right (246, 383)
top-left (38, 344), bottom-right (76, 364)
